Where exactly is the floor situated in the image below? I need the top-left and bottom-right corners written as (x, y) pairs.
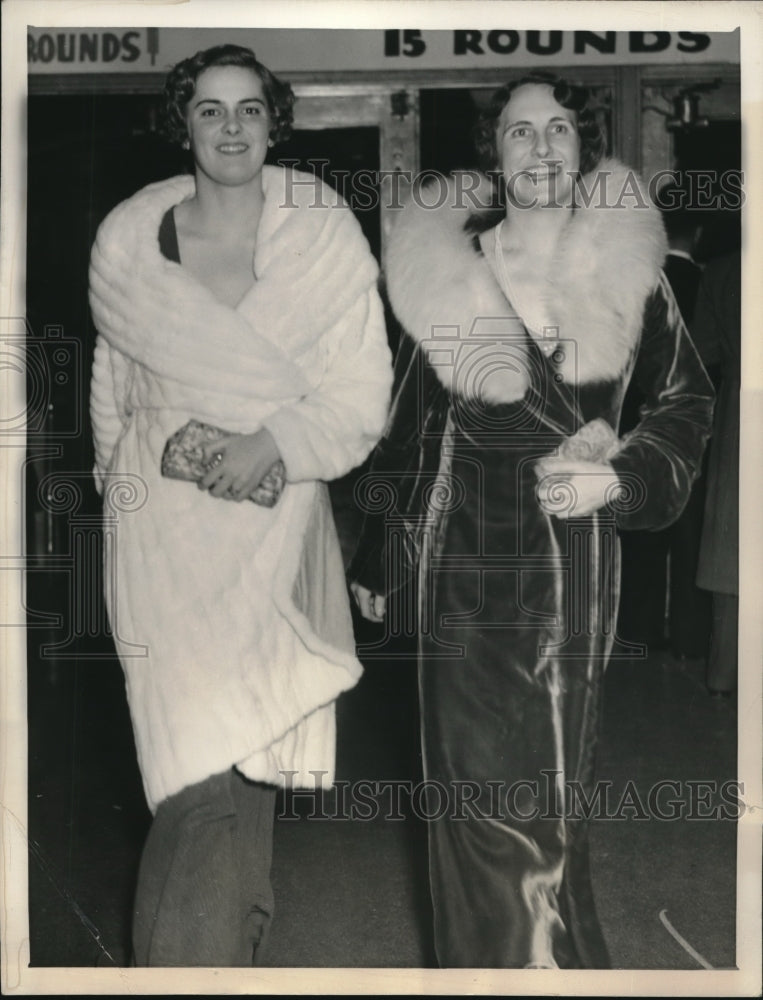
top-left (24, 476), bottom-right (738, 972)
top-left (25, 622), bottom-right (738, 972)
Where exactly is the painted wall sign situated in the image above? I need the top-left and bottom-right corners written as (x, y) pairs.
top-left (27, 29), bottom-right (155, 67)
top-left (27, 27), bottom-right (739, 75)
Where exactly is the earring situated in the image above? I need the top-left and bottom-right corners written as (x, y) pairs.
top-left (182, 139), bottom-right (190, 150)
top-left (267, 138), bottom-right (274, 148)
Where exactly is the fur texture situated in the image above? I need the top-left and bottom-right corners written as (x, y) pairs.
top-left (386, 160), bottom-right (667, 401)
top-left (89, 168), bottom-right (379, 398)
top-left (88, 168), bottom-right (392, 809)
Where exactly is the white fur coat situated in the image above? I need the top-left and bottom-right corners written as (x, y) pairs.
top-left (385, 160), bottom-right (667, 402)
top-left (89, 167), bottom-right (392, 811)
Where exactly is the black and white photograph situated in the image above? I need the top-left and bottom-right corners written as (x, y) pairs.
top-left (1, 1), bottom-right (761, 995)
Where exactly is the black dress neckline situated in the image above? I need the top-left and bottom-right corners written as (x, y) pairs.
top-left (158, 206), bottom-right (181, 264)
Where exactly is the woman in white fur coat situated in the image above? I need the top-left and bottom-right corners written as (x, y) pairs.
top-left (89, 45), bottom-right (392, 966)
top-left (350, 74), bottom-right (714, 968)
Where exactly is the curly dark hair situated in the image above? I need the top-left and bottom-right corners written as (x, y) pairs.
top-left (162, 44), bottom-right (295, 146)
top-left (473, 72), bottom-right (607, 177)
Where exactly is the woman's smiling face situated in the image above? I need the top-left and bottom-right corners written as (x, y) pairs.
top-left (498, 83), bottom-right (581, 208)
top-left (185, 65), bottom-right (272, 187)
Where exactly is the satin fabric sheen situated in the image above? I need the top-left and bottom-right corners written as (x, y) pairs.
top-left (350, 274), bottom-right (713, 967)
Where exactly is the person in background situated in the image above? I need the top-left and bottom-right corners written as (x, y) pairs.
top-left (617, 186), bottom-right (712, 660)
top-left (89, 44), bottom-right (392, 966)
top-left (660, 187), bottom-right (704, 322)
top-left (349, 73), bottom-right (714, 968)
top-left (691, 249), bottom-right (741, 696)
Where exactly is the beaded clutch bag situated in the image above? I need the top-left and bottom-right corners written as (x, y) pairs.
top-left (160, 419), bottom-right (285, 508)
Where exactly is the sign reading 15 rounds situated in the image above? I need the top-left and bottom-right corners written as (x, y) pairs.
top-left (26, 28), bottom-right (736, 74)
top-left (383, 30), bottom-right (713, 59)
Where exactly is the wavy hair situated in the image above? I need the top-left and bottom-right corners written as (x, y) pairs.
top-left (162, 44), bottom-right (295, 146)
top-left (473, 72), bottom-right (607, 176)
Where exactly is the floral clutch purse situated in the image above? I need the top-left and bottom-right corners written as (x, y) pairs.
top-left (160, 419), bottom-right (286, 508)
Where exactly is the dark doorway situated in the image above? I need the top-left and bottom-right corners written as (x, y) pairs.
top-left (673, 120), bottom-right (742, 259)
top-left (26, 90), bottom-right (177, 967)
top-left (276, 125), bottom-right (381, 261)
top-left (420, 88), bottom-right (483, 173)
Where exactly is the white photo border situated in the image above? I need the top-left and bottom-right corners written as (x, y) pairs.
top-left (2, 1), bottom-right (761, 995)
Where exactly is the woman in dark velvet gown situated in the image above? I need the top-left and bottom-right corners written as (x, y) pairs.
top-left (349, 74), bottom-right (714, 968)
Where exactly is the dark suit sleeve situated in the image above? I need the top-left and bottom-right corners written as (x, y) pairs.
top-left (610, 273), bottom-right (715, 532)
top-left (348, 331), bottom-right (448, 596)
top-left (689, 256), bottom-right (737, 370)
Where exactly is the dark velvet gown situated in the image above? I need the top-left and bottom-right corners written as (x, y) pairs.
top-left (350, 257), bottom-right (714, 967)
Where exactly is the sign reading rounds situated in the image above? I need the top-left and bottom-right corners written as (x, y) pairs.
top-left (27, 27), bottom-right (740, 74)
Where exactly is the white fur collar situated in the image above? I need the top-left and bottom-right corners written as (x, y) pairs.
top-left (385, 160), bottom-right (667, 402)
top-left (89, 166), bottom-right (378, 399)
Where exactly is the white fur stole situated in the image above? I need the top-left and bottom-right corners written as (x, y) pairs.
top-left (89, 166), bottom-right (378, 403)
top-left (386, 160), bottom-right (667, 403)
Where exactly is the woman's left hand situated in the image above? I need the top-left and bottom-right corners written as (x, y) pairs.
top-left (200, 427), bottom-right (281, 502)
top-left (534, 457), bottom-right (623, 519)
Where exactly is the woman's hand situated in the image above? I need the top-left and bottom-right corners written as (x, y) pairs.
top-left (350, 582), bottom-right (387, 623)
top-left (534, 457), bottom-right (624, 519)
top-left (200, 427), bottom-right (281, 502)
